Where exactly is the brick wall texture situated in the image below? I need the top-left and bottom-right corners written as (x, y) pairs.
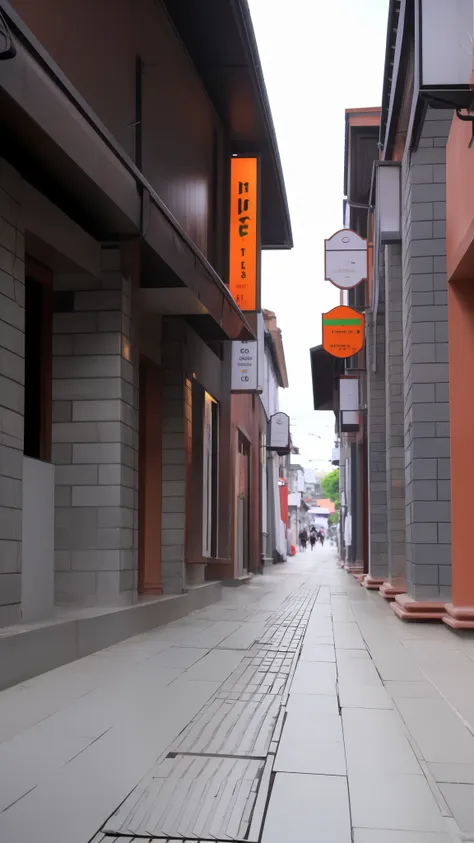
top-left (160, 317), bottom-right (187, 594)
top-left (367, 255), bottom-right (388, 581)
top-left (0, 161), bottom-right (25, 626)
top-left (385, 244), bottom-right (406, 591)
top-left (401, 107), bottom-right (452, 600)
top-left (52, 246), bottom-right (139, 600)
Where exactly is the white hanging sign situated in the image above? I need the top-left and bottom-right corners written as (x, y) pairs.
top-left (268, 412), bottom-right (290, 452)
top-left (339, 376), bottom-right (359, 411)
top-left (324, 229), bottom-right (368, 290)
top-left (231, 341), bottom-right (259, 392)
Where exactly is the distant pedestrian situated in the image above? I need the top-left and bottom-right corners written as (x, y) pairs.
top-left (299, 528), bottom-right (308, 551)
top-left (309, 531), bottom-right (316, 550)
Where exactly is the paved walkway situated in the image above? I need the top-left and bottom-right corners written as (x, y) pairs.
top-left (1, 548), bottom-right (474, 842)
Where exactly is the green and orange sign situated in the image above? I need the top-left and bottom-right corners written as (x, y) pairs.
top-left (322, 305), bottom-right (364, 359)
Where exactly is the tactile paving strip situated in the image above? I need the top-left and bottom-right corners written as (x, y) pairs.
top-left (174, 693), bottom-right (281, 758)
top-left (103, 754), bottom-right (265, 841)
top-left (217, 649), bottom-right (296, 697)
top-left (95, 588), bottom-right (320, 843)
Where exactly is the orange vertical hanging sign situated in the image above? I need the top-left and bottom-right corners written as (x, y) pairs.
top-left (229, 157), bottom-right (258, 311)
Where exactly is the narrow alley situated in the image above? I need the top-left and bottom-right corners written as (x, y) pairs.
top-left (0, 549), bottom-right (474, 842)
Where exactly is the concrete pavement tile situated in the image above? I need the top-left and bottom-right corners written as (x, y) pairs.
top-left (180, 649), bottom-right (243, 682)
top-left (395, 697), bottom-right (474, 764)
top-left (275, 711), bottom-right (346, 775)
top-left (338, 680), bottom-right (394, 709)
top-left (385, 680), bottom-right (439, 699)
top-left (428, 763), bottom-right (474, 784)
top-left (0, 722), bottom-right (97, 812)
top-left (367, 643), bottom-right (428, 682)
top-left (216, 622), bottom-right (267, 650)
top-left (162, 620), bottom-right (243, 648)
top-left (286, 691), bottom-right (340, 716)
top-left (439, 783), bottom-right (474, 833)
top-left (349, 772), bottom-right (447, 832)
top-left (353, 831), bottom-right (451, 842)
top-left (261, 772), bottom-right (351, 843)
top-left (337, 654), bottom-right (385, 688)
top-left (0, 679), bottom-right (221, 843)
top-left (142, 647), bottom-right (210, 668)
top-left (333, 621), bottom-right (367, 649)
top-left (336, 648), bottom-right (370, 661)
top-left (343, 708), bottom-right (422, 775)
top-left (290, 660), bottom-right (337, 695)
top-left (300, 644), bottom-right (336, 662)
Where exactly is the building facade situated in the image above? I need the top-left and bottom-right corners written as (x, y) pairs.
top-left (311, 0), bottom-right (474, 628)
top-left (0, 0), bottom-right (292, 684)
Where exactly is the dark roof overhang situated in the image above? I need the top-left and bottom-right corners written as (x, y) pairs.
top-left (0, 0), bottom-right (255, 342)
top-left (309, 345), bottom-right (344, 413)
top-left (344, 110), bottom-right (381, 238)
top-left (379, 0), bottom-right (417, 159)
top-left (162, 0), bottom-right (292, 250)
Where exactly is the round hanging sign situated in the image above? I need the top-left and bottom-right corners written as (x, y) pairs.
top-left (324, 229), bottom-right (368, 289)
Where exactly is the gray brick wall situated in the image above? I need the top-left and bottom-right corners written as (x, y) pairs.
top-left (161, 318), bottom-right (187, 594)
top-left (401, 107), bottom-right (452, 601)
top-left (384, 245), bottom-right (406, 591)
top-left (367, 258), bottom-right (388, 581)
top-left (52, 246), bottom-right (139, 600)
top-left (0, 160), bottom-right (24, 626)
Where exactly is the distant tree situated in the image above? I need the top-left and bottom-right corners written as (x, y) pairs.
top-left (328, 512), bottom-right (339, 526)
top-left (321, 468), bottom-right (340, 511)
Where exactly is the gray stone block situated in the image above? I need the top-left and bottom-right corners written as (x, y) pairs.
top-left (411, 343), bottom-right (436, 363)
top-left (412, 403), bottom-right (449, 422)
top-left (72, 442), bottom-right (121, 464)
top-left (55, 464), bottom-right (98, 486)
top-left (411, 480), bottom-right (437, 501)
top-left (411, 383), bottom-right (436, 403)
top-left (55, 571), bottom-right (96, 595)
top-left (412, 501), bottom-right (451, 522)
top-left (413, 565), bottom-right (439, 585)
top-left (72, 485), bottom-right (121, 507)
top-left (412, 543), bottom-right (451, 564)
top-left (435, 383), bottom-right (449, 402)
top-left (412, 183), bottom-right (446, 203)
top-left (411, 522), bottom-right (438, 543)
top-left (411, 203), bottom-right (434, 221)
top-left (72, 399), bottom-right (122, 422)
top-left (410, 238), bottom-right (446, 258)
top-left (435, 322), bottom-right (448, 342)
top-left (408, 256), bottom-right (434, 275)
top-left (438, 523), bottom-right (452, 544)
top-left (437, 458), bottom-right (451, 479)
top-left (437, 480), bottom-right (451, 500)
top-left (439, 565), bottom-right (452, 586)
top-left (412, 438), bottom-right (450, 459)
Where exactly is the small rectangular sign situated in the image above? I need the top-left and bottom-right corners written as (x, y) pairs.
top-left (229, 157), bottom-right (258, 311)
top-left (231, 341), bottom-right (258, 392)
top-left (339, 376), bottom-right (359, 412)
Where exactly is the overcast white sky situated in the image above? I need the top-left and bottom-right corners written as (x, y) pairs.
top-left (248, 0), bottom-right (389, 474)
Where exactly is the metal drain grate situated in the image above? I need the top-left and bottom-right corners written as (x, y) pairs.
top-left (103, 754), bottom-right (266, 841)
